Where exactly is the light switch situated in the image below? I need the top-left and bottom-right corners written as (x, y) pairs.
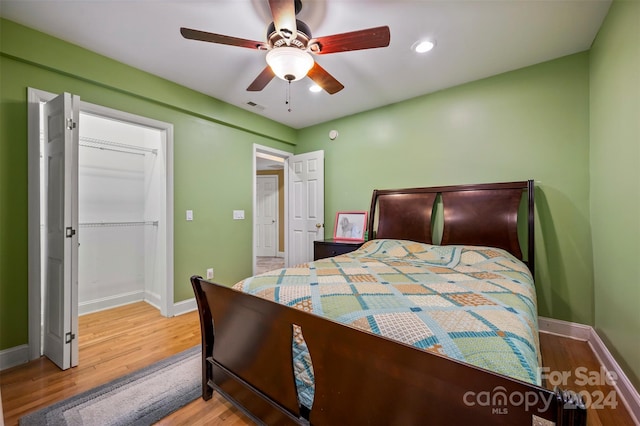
top-left (186, 210), bottom-right (193, 221)
top-left (233, 210), bottom-right (245, 220)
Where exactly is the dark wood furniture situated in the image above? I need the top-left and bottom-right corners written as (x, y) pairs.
top-left (191, 180), bottom-right (586, 426)
top-left (313, 238), bottom-right (364, 260)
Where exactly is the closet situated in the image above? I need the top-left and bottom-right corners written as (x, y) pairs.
top-left (77, 113), bottom-right (164, 314)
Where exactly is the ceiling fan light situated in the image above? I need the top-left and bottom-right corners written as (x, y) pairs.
top-left (266, 47), bottom-right (314, 82)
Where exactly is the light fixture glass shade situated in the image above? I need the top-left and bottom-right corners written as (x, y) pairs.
top-left (266, 47), bottom-right (314, 82)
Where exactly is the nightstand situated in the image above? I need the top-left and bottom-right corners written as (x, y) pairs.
top-left (313, 239), bottom-right (365, 260)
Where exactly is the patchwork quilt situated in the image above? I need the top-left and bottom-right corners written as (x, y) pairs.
top-left (234, 239), bottom-right (541, 409)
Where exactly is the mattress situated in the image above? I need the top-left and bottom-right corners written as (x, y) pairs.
top-left (234, 239), bottom-right (541, 409)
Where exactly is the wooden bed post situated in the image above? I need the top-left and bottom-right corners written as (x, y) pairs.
top-left (190, 275), bottom-right (214, 401)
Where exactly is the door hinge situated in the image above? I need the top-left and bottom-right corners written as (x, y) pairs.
top-left (65, 332), bottom-right (76, 344)
top-left (65, 227), bottom-right (76, 238)
top-left (66, 118), bottom-right (77, 130)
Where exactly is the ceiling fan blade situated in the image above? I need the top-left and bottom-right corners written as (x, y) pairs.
top-left (312, 26), bottom-right (390, 55)
top-left (307, 62), bottom-right (344, 95)
top-left (180, 27), bottom-right (265, 50)
top-left (269, 0), bottom-right (297, 41)
top-left (247, 66), bottom-right (276, 91)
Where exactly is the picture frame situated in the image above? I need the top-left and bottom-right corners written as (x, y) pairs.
top-left (333, 211), bottom-right (368, 241)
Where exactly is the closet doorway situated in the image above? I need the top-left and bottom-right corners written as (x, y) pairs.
top-left (27, 88), bottom-right (174, 366)
top-left (76, 113), bottom-right (167, 315)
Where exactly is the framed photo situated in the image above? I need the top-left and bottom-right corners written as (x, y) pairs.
top-left (333, 211), bottom-right (368, 241)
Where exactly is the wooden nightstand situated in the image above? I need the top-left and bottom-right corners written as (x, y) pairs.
top-left (313, 239), bottom-right (365, 260)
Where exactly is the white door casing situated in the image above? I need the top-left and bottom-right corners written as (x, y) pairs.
top-left (256, 175), bottom-right (278, 257)
top-left (288, 150), bottom-right (324, 266)
top-left (43, 92), bottom-right (79, 370)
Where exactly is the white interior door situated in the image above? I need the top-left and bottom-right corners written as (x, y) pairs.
top-left (256, 175), bottom-right (278, 257)
top-left (43, 92), bottom-right (79, 370)
top-left (288, 150), bottom-right (324, 266)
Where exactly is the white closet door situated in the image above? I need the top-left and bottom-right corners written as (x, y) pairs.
top-left (43, 92), bottom-right (79, 370)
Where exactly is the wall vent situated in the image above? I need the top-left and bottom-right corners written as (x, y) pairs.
top-left (246, 101), bottom-right (266, 112)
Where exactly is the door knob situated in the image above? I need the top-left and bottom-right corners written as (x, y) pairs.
top-left (316, 223), bottom-right (323, 228)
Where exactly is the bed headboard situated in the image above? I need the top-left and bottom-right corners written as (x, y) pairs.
top-left (367, 180), bottom-right (534, 276)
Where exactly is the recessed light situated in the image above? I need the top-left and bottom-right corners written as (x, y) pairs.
top-left (309, 84), bottom-right (322, 93)
top-left (413, 40), bottom-right (435, 53)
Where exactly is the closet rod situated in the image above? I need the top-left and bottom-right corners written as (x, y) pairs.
top-left (79, 136), bottom-right (158, 155)
top-left (79, 143), bottom-right (145, 156)
top-left (79, 221), bottom-right (159, 228)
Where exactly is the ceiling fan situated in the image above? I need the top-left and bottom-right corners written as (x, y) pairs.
top-left (180, 0), bottom-right (390, 95)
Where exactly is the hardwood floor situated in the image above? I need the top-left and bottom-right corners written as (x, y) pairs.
top-left (256, 256), bottom-right (284, 275)
top-left (0, 302), bottom-right (252, 426)
top-left (1, 303), bottom-right (636, 425)
top-left (539, 332), bottom-right (637, 426)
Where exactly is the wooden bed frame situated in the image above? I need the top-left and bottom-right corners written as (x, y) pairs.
top-left (191, 180), bottom-right (587, 425)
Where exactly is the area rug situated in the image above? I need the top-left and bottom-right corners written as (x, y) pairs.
top-left (20, 346), bottom-right (201, 426)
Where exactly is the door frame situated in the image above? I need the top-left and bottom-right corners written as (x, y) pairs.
top-left (27, 88), bottom-right (175, 360)
top-left (252, 144), bottom-right (292, 275)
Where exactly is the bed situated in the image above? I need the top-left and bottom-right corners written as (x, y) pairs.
top-left (191, 180), bottom-right (587, 425)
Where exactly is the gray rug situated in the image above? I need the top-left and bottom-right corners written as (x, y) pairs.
top-left (20, 346), bottom-right (201, 426)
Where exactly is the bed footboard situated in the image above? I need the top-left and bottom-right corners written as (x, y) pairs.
top-left (191, 276), bottom-right (586, 426)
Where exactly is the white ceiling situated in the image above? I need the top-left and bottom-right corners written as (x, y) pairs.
top-left (0, 0), bottom-right (611, 129)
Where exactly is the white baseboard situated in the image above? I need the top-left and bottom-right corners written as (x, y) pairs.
top-left (144, 290), bottom-right (162, 311)
top-left (278, 251), bottom-right (285, 258)
top-left (588, 327), bottom-right (640, 424)
top-left (538, 316), bottom-right (591, 340)
top-left (173, 297), bottom-right (197, 316)
top-left (0, 344), bottom-right (29, 371)
top-left (538, 316), bottom-right (640, 424)
top-left (78, 290), bottom-right (145, 316)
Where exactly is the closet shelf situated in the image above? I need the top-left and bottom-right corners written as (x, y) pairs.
top-left (79, 136), bottom-right (158, 155)
top-left (79, 221), bottom-right (159, 228)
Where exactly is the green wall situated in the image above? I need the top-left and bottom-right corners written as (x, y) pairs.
top-left (590, 0), bottom-right (640, 389)
top-left (0, 19), bottom-right (295, 350)
top-left (297, 53), bottom-right (594, 326)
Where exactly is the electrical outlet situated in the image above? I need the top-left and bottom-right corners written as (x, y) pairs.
top-left (206, 268), bottom-right (214, 279)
